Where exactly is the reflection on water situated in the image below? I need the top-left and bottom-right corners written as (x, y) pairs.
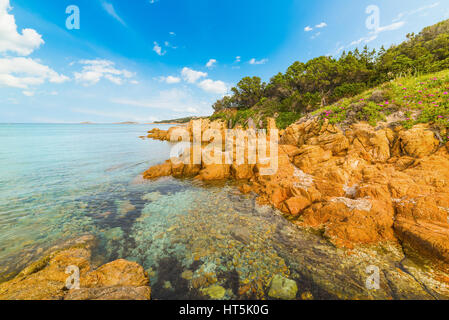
top-left (0, 124), bottom-right (446, 300)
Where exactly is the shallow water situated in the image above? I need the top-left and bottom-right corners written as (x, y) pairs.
top-left (0, 124), bottom-right (446, 300)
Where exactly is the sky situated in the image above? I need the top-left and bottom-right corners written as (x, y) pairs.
top-left (0, 0), bottom-right (448, 123)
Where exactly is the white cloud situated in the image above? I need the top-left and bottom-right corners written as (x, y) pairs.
top-left (159, 75), bottom-right (181, 84)
top-left (206, 59), bottom-right (217, 68)
top-left (101, 2), bottom-right (126, 26)
top-left (304, 26), bottom-right (313, 32)
top-left (153, 42), bottom-right (166, 56)
top-left (348, 21), bottom-right (405, 49)
top-left (111, 88), bottom-right (209, 114)
top-left (393, 2), bottom-right (440, 22)
top-left (249, 58), bottom-right (268, 65)
top-left (169, 32), bottom-right (176, 36)
top-left (376, 21), bottom-right (405, 33)
top-left (315, 22), bottom-right (327, 28)
top-left (198, 79), bottom-right (227, 94)
top-left (311, 32), bottom-right (321, 40)
top-left (0, 57), bottom-right (69, 89)
top-left (181, 67), bottom-right (207, 83)
top-left (0, 0), bottom-right (44, 56)
top-left (74, 59), bottom-right (134, 86)
top-left (235, 56), bottom-right (241, 63)
top-left (22, 90), bottom-right (34, 96)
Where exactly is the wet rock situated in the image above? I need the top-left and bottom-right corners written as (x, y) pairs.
top-left (0, 238), bottom-right (151, 300)
top-left (268, 275), bottom-right (298, 300)
top-left (65, 286), bottom-right (151, 300)
top-left (143, 118), bottom-right (449, 267)
top-left (202, 285), bottom-right (226, 299)
top-left (143, 161), bottom-right (172, 179)
top-left (181, 270), bottom-right (193, 281)
top-left (301, 291), bottom-right (314, 300)
top-left (230, 227), bottom-right (251, 244)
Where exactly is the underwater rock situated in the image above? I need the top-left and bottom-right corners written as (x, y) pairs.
top-left (181, 270), bottom-right (194, 281)
top-left (301, 291), bottom-right (314, 300)
top-left (65, 286), bottom-right (151, 300)
top-left (202, 285), bottom-right (226, 299)
top-left (268, 275), bottom-right (298, 300)
top-left (230, 227), bottom-right (251, 244)
top-left (142, 192), bottom-right (163, 202)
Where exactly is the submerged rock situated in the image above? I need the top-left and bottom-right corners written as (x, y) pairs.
top-left (268, 275), bottom-right (298, 300)
top-left (203, 285), bottom-right (226, 299)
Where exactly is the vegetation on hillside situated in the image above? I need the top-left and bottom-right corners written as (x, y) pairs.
top-left (211, 19), bottom-right (449, 129)
top-left (154, 116), bottom-right (206, 124)
top-left (314, 69), bottom-right (449, 141)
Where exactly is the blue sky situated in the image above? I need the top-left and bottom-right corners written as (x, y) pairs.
top-left (0, 0), bottom-right (448, 123)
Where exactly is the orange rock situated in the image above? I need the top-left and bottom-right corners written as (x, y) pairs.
top-left (285, 196), bottom-right (311, 216)
top-left (231, 164), bottom-right (255, 180)
top-left (198, 164), bottom-right (231, 181)
top-left (0, 238), bottom-right (151, 300)
top-left (143, 161), bottom-right (172, 179)
top-left (395, 125), bottom-right (439, 158)
top-left (293, 145), bottom-right (332, 172)
top-left (142, 118), bottom-right (449, 265)
top-left (394, 217), bottom-right (449, 263)
top-left (271, 187), bottom-right (289, 207)
top-left (82, 259), bottom-right (149, 288)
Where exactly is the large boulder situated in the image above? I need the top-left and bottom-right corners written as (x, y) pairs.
top-left (395, 125), bottom-right (439, 158)
top-left (268, 275), bottom-right (298, 300)
top-left (0, 238), bottom-right (151, 300)
top-left (394, 217), bottom-right (449, 263)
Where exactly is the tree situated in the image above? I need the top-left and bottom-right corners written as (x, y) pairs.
top-left (212, 95), bottom-right (235, 112)
top-left (231, 76), bottom-right (265, 109)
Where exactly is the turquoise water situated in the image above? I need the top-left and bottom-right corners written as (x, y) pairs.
top-left (0, 124), bottom-right (435, 300)
top-left (0, 124), bottom-right (172, 277)
top-left (0, 124), bottom-right (304, 299)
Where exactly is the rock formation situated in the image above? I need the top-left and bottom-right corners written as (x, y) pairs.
top-left (144, 118), bottom-right (449, 267)
top-left (0, 236), bottom-right (151, 300)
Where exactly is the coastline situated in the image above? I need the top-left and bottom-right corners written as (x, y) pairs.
top-left (141, 112), bottom-right (449, 297)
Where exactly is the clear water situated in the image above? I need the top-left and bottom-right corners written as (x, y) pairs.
top-left (0, 124), bottom-right (172, 277)
top-left (0, 124), bottom-right (436, 300)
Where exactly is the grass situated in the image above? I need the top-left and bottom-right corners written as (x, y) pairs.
top-left (313, 69), bottom-right (449, 141)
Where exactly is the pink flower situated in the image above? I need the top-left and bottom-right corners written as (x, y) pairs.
top-left (444, 92), bottom-right (448, 95)
top-left (402, 88), bottom-right (407, 90)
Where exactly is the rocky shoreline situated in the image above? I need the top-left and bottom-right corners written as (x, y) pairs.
top-left (0, 236), bottom-right (151, 300)
top-left (2, 113), bottom-right (449, 300)
top-left (143, 114), bottom-right (449, 288)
